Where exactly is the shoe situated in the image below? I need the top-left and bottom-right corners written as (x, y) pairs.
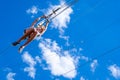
top-left (24, 29), bottom-right (27, 33)
top-left (18, 46), bottom-right (25, 53)
top-left (12, 42), bottom-right (20, 46)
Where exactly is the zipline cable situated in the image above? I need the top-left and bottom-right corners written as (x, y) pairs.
top-left (50, 0), bottom-right (78, 20)
top-left (46, 0), bottom-right (75, 18)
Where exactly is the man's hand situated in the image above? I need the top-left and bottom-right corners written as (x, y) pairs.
top-left (40, 15), bottom-right (49, 23)
top-left (41, 15), bottom-right (47, 18)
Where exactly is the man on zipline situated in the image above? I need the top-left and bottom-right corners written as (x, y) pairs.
top-left (12, 15), bottom-right (49, 53)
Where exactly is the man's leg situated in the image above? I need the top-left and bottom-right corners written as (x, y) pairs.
top-left (12, 28), bottom-right (34, 46)
top-left (19, 31), bottom-right (37, 52)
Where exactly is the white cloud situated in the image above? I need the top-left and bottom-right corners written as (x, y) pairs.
top-left (80, 76), bottom-right (85, 80)
top-left (108, 64), bottom-right (120, 79)
top-left (26, 6), bottom-right (39, 14)
top-left (46, 0), bottom-right (73, 34)
top-left (26, 6), bottom-right (39, 18)
top-left (79, 48), bottom-right (83, 52)
top-left (90, 59), bottom-right (98, 72)
top-left (6, 72), bottom-right (16, 80)
top-left (39, 38), bottom-right (77, 79)
top-left (80, 56), bottom-right (89, 61)
top-left (22, 52), bottom-right (36, 79)
top-left (35, 56), bottom-right (42, 64)
top-left (59, 35), bottom-right (70, 46)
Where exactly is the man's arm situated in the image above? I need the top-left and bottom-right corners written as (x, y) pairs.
top-left (30, 15), bottom-right (47, 28)
top-left (30, 17), bottom-right (40, 28)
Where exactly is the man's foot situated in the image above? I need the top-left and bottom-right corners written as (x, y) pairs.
top-left (12, 42), bottom-right (20, 46)
top-left (18, 46), bottom-right (25, 53)
top-left (24, 29), bottom-right (26, 33)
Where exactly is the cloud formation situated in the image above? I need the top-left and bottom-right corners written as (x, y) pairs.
top-left (108, 64), bottom-right (120, 79)
top-left (39, 38), bottom-right (77, 79)
top-left (22, 52), bottom-right (36, 79)
top-left (6, 72), bottom-right (16, 80)
top-left (26, 6), bottom-right (39, 18)
top-left (46, 0), bottom-right (73, 34)
top-left (90, 59), bottom-right (98, 72)
top-left (80, 76), bottom-right (85, 80)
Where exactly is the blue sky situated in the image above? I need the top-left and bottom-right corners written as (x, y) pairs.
top-left (0, 0), bottom-right (120, 80)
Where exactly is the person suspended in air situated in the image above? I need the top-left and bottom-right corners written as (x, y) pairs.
top-left (12, 0), bottom-right (78, 53)
top-left (12, 15), bottom-right (49, 53)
